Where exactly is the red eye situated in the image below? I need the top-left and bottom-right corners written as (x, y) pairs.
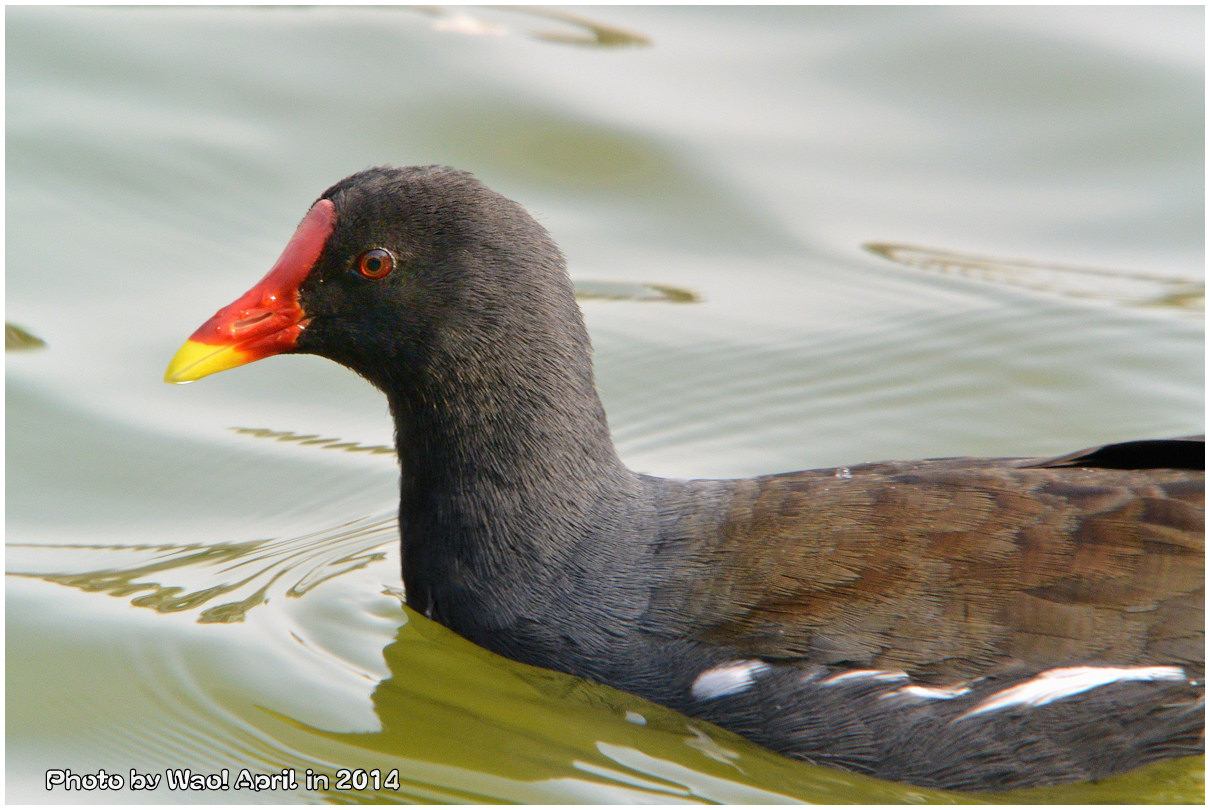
top-left (357, 248), bottom-right (394, 279)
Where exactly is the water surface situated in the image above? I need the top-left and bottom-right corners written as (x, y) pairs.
top-left (7, 6), bottom-right (1203, 803)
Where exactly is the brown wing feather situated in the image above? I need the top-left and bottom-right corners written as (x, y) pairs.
top-left (675, 458), bottom-right (1203, 682)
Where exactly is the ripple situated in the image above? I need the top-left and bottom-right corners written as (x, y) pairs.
top-left (7, 512), bottom-right (398, 623)
top-left (865, 242), bottom-right (1204, 316)
top-left (408, 6), bottom-right (651, 48)
top-left (230, 426), bottom-right (396, 456)
top-left (574, 279), bottom-right (701, 304)
top-left (6, 322), bottom-right (46, 350)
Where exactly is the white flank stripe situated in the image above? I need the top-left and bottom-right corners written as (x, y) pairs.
top-left (882, 683), bottom-right (972, 701)
top-left (691, 660), bottom-right (771, 700)
top-left (958, 665), bottom-right (1187, 720)
top-left (822, 669), bottom-right (909, 685)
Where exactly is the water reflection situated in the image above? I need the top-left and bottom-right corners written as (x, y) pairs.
top-left (574, 280), bottom-right (702, 304)
top-left (264, 598), bottom-right (1202, 803)
top-left (230, 427), bottom-right (396, 456)
top-left (865, 243), bottom-right (1205, 315)
top-left (280, 599), bottom-right (958, 804)
top-left (407, 6), bottom-right (651, 48)
top-left (8, 513), bottom-right (397, 623)
top-left (5, 322), bottom-right (46, 350)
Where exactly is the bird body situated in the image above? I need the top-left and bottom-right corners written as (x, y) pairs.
top-left (166, 165), bottom-right (1203, 790)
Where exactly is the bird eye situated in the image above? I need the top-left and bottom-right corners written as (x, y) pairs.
top-left (356, 248), bottom-right (394, 279)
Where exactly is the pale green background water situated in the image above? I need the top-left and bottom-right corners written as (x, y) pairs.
top-left (7, 6), bottom-right (1204, 803)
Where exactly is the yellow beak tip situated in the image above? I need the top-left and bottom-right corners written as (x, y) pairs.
top-left (163, 340), bottom-right (248, 384)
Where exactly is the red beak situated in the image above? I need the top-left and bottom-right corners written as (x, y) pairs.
top-left (164, 199), bottom-right (336, 383)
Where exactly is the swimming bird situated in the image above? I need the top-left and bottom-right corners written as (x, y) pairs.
top-left (165, 165), bottom-right (1204, 791)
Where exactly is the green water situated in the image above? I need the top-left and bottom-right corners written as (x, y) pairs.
top-left (7, 6), bottom-right (1203, 803)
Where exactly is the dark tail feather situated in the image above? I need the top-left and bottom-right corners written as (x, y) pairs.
top-left (1026, 437), bottom-right (1205, 471)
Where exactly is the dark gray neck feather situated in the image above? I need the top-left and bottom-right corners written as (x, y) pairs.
top-left (382, 255), bottom-right (660, 672)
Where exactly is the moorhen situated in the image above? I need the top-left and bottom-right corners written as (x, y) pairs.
top-left (165, 166), bottom-right (1204, 791)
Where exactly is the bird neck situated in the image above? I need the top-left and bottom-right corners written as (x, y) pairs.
top-left (384, 342), bottom-right (666, 673)
top-left (387, 344), bottom-right (626, 511)
top-left (382, 300), bottom-right (652, 616)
